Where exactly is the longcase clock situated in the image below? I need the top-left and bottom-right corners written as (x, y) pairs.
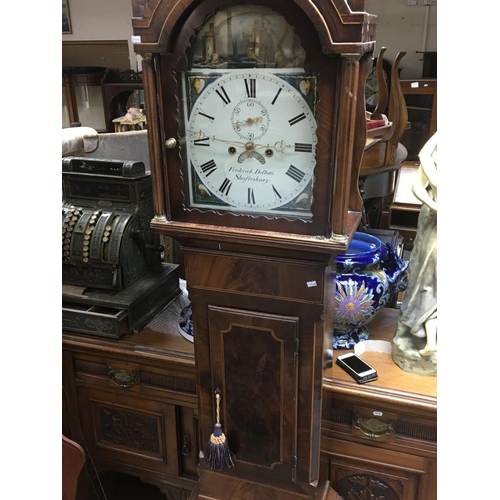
top-left (131, 1), bottom-right (376, 499)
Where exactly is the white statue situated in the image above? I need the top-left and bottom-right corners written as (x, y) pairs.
top-left (392, 132), bottom-right (437, 375)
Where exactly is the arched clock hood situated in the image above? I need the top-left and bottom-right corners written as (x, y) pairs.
top-left (132, 0), bottom-right (376, 56)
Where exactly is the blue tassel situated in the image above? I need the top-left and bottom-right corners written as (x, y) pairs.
top-left (206, 392), bottom-right (234, 471)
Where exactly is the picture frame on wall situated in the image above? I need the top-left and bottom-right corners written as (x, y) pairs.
top-left (62, 0), bottom-right (72, 34)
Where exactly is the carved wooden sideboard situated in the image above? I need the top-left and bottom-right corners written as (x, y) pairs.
top-left (321, 308), bottom-right (437, 500)
top-left (62, 307), bottom-right (436, 500)
top-left (62, 317), bottom-right (199, 499)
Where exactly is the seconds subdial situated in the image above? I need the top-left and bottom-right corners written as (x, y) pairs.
top-left (231, 99), bottom-right (270, 141)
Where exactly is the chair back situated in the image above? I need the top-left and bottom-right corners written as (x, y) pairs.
top-left (62, 435), bottom-right (86, 500)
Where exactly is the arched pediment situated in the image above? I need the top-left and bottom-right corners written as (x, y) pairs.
top-left (132, 0), bottom-right (376, 56)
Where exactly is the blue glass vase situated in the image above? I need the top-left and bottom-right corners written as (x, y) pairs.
top-left (333, 232), bottom-right (408, 349)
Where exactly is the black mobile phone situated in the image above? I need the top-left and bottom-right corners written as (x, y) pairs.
top-left (336, 352), bottom-right (378, 384)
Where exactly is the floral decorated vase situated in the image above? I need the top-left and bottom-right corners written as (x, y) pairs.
top-left (178, 304), bottom-right (194, 342)
top-left (333, 232), bottom-right (408, 349)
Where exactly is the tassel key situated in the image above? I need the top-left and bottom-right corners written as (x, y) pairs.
top-left (205, 390), bottom-right (234, 471)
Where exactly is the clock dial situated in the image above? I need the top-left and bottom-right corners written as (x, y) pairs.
top-left (184, 71), bottom-right (317, 217)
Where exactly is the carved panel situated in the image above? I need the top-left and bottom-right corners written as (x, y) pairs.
top-left (334, 474), bottom-right (400, 500)
top-left (97, 405), bottom-right (161, 454)
top-left (77, 386), bottom-right (180, 475)
top-left (329, 453), bottom-right (418, 500)
top-left (157, 483), bottom-right (193, 500)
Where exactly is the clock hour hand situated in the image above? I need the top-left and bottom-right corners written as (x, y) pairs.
top-left (273, 140), bottom-right (293, 153)
top-left (253, 140), bottom-right (294, 155)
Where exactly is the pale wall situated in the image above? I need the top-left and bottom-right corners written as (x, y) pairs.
top-left (62, 0), bottom-right (437, 78)
top-left (366, 1), bottom-right (437, 79)
top-left (62, 0), bottom-right (137, 70)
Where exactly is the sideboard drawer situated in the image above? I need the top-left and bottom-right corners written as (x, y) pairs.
top-left (73, 353), bottom-right (197, 402)
top-left (328, 399), bottom-right (436, 452)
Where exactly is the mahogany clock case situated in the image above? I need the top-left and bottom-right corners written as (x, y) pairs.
top-left (128, 1), bottom-right (378, 499)
top-left (135, 0), bottom-right (374, 242)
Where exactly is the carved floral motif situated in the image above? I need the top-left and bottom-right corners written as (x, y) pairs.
top-left (336, 474), bottom-right (400, 500)
top-left (98, 406), bottom-right (161, 453)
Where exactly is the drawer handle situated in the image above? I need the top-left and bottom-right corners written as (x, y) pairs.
top-left (108, 367), bottom-right (138, 388)
top-left (354, 415), bottom-right (394, 439)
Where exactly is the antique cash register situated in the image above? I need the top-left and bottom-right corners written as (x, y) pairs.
top-left (62, 157), bottom-right (180, 338)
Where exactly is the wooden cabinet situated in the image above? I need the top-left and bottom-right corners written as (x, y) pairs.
top-left (321, 308), bottom-right (437, 500)
top-left (63, 306), bottom-right (436, 500)
top-left (184, 248), bottom-right (328, 499)
top-left (62, 323), bottom-right (199, 500)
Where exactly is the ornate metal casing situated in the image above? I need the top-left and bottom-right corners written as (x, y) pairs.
top-left (62, 157), bottom-right (162, 290)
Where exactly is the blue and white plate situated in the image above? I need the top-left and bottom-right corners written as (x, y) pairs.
top-left (178, 304), bottom-right (193, 342)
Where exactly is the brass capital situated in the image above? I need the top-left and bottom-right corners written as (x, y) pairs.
top-left (330, 233), bottom-right (349, 244)
top-left (341, 53), bottom-right (362, 64)
top-left (153, 214), bottom-right (168, 222)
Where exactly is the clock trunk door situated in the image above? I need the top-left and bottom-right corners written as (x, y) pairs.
top-left (208, 305), bottom-right (299, 483)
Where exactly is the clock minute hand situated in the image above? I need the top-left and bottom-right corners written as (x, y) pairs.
top-left (187, 130), bottom-right (247, 150)
top-left (210, 136), bottom-right (248, 148)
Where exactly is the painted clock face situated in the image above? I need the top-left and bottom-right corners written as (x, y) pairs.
top-left (184, 70), bottom-right (317, 218)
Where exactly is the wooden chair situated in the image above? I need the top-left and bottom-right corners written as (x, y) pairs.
top-left (62, 435), bottom-right (86, 500)
top-left (366, 46), bottom-right (390, 120)
top-left (361, 49), bottom-right (408, 176)
top-left (360, 49), bottom-right (410, 228)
